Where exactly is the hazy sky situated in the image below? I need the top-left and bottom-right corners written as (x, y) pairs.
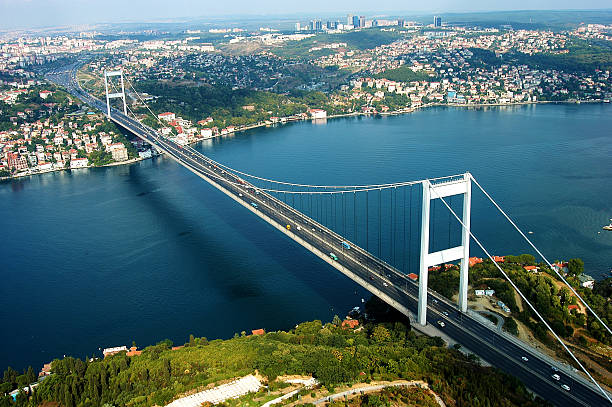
top-left (0, 0), bottom-right (610, 29)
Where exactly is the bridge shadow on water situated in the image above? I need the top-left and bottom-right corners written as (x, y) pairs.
top-left (122, 158), bottom-right (369, 332)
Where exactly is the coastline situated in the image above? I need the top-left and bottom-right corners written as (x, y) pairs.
top-left (0, 155), bottom-right (152, 182)
top-left (195, 98), bottom-right (608, 143)
top-left (3, 98), bottom-right (607, 181)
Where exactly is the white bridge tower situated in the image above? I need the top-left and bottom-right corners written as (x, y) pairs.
top-left (418, 173), bottom-right (472, 325)
top-left (104, 69), bottom-right (127, 118)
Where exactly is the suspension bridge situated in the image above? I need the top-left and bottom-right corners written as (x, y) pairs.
top-left (46, 64), bottom-right (612, 406)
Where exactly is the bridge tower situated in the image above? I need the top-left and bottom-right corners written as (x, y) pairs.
top-left (418, 173), bottom-right (471, 325)
top-left (104, 69), bottom-right (127, 119)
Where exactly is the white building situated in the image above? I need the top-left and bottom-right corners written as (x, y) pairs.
top-left (308, 109), bottom-right (327, 119)
top-left (70, 157), bottom-right (89, 168)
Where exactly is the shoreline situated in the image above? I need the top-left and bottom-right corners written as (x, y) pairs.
top-left (0, 155), bottom-right (154, 182)
top-left (3, 98), bottom-right (607, 181)
top-left (192, 98), bottom-right (608, 144)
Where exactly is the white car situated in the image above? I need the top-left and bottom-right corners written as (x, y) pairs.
top-left (383, 282), bottom-right (388, 287)
top-left (437, 320), bottom-right (445, 327)
top-left (561, 384), bottom-right (570, 391)
top-left (521, 356), bottom-right (529, 362)
top-left (552, 374), bottom-right (560, 381)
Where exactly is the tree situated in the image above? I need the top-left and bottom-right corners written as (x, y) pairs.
top-left (568, 258), bottom-right (584, 276)
top-left (371, 325), bottom-right (391, 344)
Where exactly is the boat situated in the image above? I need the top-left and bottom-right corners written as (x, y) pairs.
top-left (603, 219), bottom-right (612, 231)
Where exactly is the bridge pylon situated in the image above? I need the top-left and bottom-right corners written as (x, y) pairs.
top-left (104, 69), bottom-right (127, 119)
top-left (418, 173), bottom-right (471, 326)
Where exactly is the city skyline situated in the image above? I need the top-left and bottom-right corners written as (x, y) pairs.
top-left (0, 0), bottom-right (611, 29)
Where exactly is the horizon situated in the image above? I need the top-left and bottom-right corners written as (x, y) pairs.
top-left (0, 1), bottom-right (611, 31)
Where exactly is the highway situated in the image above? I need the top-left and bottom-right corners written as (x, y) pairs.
top-left (46, 63), bottom-right (610, 407)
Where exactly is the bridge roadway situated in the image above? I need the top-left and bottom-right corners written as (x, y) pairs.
top-left (46, 64), bottom-right (609, 407)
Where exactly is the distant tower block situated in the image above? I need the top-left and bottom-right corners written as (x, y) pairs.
top-left (104, 69), bottom-right (127, 118)
top-left (418, 173), bottom-right (471, 326)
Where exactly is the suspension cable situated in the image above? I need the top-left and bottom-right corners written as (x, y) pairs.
top-left (470, 175), bottom-right (612, 337)
top-left (121, 73), bottom-right (463, 191)
top-left (428, 179), bottom-right (612, 404)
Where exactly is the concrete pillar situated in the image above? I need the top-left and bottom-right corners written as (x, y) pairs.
top-left (458, 173), bottom-right (472, 312)
top-left (120, 71), bottom-right (127, 115)
top-left (104, 72), bottom-right (111, 118)
top-left (418, 180), bottom-right (431, 325)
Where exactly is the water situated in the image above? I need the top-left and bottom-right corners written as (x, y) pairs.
top-left (1, 103), bottom-right (611, 372)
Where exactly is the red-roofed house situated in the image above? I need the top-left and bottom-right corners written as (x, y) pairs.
top-left (568, 305), bottom-right (579, 311)
top-left (407, 273), bottom-right (418, 281)
top-left (251, 329), bottom-right (265, 336)
top-left (523, 265), bottom-right (538, 272)
top-left (493, 256), bottom-right (505, 263)
top-left (126, 346), bottom-right (142, 357)
top-left (158, 112), bottom-right (175, 121)
top-left (342, 319), bottom-right (359, 329)
top-left (469, 257), bottom-right (483, 267)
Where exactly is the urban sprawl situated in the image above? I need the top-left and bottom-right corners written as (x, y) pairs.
top-left (1, 15), bottom-right (611, 179)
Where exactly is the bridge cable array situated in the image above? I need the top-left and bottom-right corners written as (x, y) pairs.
top-left (106, 73), bottom-right (612, 401)
top-left (430, 178), bottom-right (612, 403)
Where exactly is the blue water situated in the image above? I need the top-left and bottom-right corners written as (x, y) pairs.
top-left (1, 103), bottom-right (611, 372)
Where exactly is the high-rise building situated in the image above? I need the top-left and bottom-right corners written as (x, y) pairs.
top-left (359, 16), bottom-right (366, 28)
top-left (295, 22), bottom-right (301, 31)
top-left (352, 15), bottom-right (360, 28)
top-left (347, 14), bottom-right (354, 26)
top-left (434, 16), bottom-right (442, 27)
top-left (326, 21), bottom-right (338, 30)
top-left (397, 19), bottom-right (405, 27)
top-left (315, 20), bottom-right (322, 31)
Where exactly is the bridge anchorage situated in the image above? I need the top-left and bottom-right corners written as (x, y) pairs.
top-left (80, 66), bottom-right (612, 404)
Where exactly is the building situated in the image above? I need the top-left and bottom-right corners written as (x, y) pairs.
top-left (158, 112), bottom-right (176, 121)
top-left (359, 16), bottom-right (366, 28)
top-left (111, 146), bottom-right (129, 161)
top-left (308, 109), bottom-right (327, 119)
top-left (579, 274), bottom-right (595, 289)
top-left (434, 16), bottom-right (442, 27)
top-left (102, 346), bottom-right (127, 357)
top-left (251, 328), bottom-right (265, 336)
top-left (6, 153), bottom-right (28, 171)
top-left (70, 157), bottom-right (89, 168)
top-left (352, 15), bottom-right (361, 28)
top-left (342, 319), bottom-right (359, 328)
top-left (138, 149), bottom-right (152, 159)
top-left (469, 257), bottom-right (483, 267)
top-left (295, 22), bottom-right (301, 31)
top-left (38, 363), bottom-right (52, 377)
top-left (126, 346), bottom-right (142, 357)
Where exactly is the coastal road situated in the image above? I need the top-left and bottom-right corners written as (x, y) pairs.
top-left (45, 64), bottom-right (611, 407)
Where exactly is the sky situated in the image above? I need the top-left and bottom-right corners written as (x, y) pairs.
top-left (0, 0), bottom-right (610, 29)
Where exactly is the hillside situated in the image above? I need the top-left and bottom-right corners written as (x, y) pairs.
top-left (2, 304), bottom-right (547, 407)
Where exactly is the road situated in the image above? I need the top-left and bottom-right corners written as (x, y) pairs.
top-left (45, 63), bottom-right (610, 407)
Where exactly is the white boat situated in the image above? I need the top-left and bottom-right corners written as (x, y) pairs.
top-left (603, 219), bottom-right (612, 231)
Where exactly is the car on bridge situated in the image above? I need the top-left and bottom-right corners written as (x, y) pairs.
top-left (329, 253), bottom-right (339, 261)
top-left (561, 384), bottom-right (570, 391)
top-left (341, 241), bottom-right (351, 250)
top-left (437, 320), bottom-right (445, 327)
top-left (251, 202), bottom-right (258, 208)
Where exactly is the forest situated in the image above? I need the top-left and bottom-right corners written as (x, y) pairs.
top-left (1, 298), bottom-right (547, 407)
